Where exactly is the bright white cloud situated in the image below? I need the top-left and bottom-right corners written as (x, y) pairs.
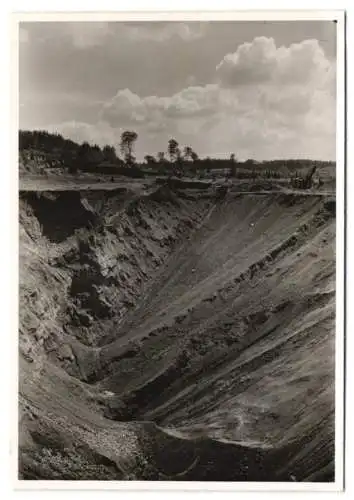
top-left (100, 84), bottom-right (223, 127)
top-left (216, 37), bottom-right (279, 86)
top-left (216, 37), bottom-right (333, 87)
top-left (49, 36), bottom-right (336, 161)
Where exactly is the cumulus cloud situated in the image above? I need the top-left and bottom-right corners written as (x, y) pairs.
top-left (47, 36), bottom-right (336, 161)
top-left (216, 37), bottom-right (278, 86)
top-left (100, 84), bottom-right (223, 127)
top-left (216, 37), bottom-right (334, 87)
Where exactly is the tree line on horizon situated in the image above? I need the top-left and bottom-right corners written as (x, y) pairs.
top-left (19, 129), bottom-right (335, 179)
top-left (20, 129), bottom-right (203, 168)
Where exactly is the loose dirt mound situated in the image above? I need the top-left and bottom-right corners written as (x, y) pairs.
top-left (18, 184), bottom-right (336, 481)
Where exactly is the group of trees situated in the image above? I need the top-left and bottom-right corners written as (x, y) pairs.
top-left (19, 129), bottom-right (333, 180)
top-left (121, 133), bottom-right (199, 170)
top-left (77, 142), bottom-right (118, 166)
top-left (19, 130), bottom-right (77, 153)
top-left (19, 130), bottom-right (121, 174)
top-left (166, 139), bottom-right (198, 164)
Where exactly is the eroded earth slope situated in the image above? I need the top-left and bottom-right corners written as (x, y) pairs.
top-left (19, 181), bottom-right (336, 481)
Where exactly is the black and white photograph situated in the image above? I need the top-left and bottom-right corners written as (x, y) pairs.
top-left (16, 11), bottom-right (344, 489)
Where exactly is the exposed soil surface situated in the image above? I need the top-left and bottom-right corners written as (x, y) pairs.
top-left (19, 180), bottom-right (336, 482)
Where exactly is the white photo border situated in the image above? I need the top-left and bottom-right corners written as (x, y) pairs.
top-left (10, 9), bottom-right (346, 493)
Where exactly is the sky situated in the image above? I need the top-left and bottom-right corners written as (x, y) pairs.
top-left (19, 21), bottom-right (337, 161)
